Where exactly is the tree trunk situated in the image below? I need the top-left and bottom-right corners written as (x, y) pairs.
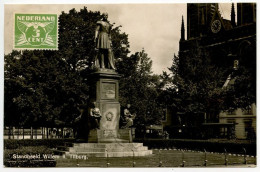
top-left (62, 128), bottom-right (64, 138)
top-left (204, 113), bottom-right (207, 123)
top-left (12, 127), bottom-right (15, 139)
top-left (8, 126), bottom-right (11, 139)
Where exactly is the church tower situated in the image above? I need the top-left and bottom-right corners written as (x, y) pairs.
top-left (231, 3), bottom-right (236, 27)
top-left (187, 3), bottom-right (218, 39)
top-left (237, 3), bottom-right (256, 26)
top-left (180, 16), bottom-right (185, 41)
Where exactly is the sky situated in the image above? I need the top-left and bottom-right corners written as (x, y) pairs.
top-left (4, 3), bottom-right (234, 74)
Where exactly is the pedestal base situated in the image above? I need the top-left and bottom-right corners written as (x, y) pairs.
top-left (64, 142), bottom-right (152, 157)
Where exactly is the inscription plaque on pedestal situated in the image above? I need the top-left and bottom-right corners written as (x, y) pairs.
top-left (101, 83), bottom-right (116, 99)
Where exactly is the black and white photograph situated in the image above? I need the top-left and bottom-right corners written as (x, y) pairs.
top-left (0, 0), bottom-right (257, 169)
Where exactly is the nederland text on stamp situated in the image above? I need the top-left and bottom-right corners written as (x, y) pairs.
top-left (14, 13), bottom-right (58, 50)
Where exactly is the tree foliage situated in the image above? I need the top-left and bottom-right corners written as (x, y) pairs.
top-left (4, 50), bottom-right (88, 127)
top-left (165, 48), bottom-right (228, 123)
top-left (4, 7), bottom-right (164, 128)
top-left (118, 50), bottom-right (164, 125)
top-left (222, 42), bottom-right (256, 112)
top-left (165, 43), bottom-right (256, 125)
top-left (4, 7), bottom-right (130, 127)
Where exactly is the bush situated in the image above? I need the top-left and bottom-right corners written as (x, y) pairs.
top-left (4, 146), bottom-right (56, 167)
top-left (134, 138), bottom-right (256, 155)
top-left (4, 138), bottom-right (75, 149)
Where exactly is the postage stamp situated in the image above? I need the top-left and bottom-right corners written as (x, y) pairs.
top-left (14, 13), bottom-right (58, 50)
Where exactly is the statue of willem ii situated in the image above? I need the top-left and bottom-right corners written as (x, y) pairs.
top-left (94, 12), bottom-right (116, 70)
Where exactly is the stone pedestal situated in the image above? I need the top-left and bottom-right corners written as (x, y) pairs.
top-left (88, 129), bottom-right (133, 143)
top-left (63, 69), bottom-right (152, 157)
top-left (88, 69), bottom-right (132, 142)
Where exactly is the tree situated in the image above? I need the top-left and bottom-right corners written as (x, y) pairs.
top-left (4, 50), bottom-right (88, 128)
top-left (118, 49), bottom-right (164, 126)
top-left (165, 41), bottom-right (256, 126)
top-left (5, 7), bottom-right (165, 132)
top-left (4, 7), bottom-right (130, 128)
top-left (222, 40), bottom-right (256, 112)
top-left (166, 48), bottom-right (227, 125)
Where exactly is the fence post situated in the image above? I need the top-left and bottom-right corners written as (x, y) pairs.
top-left (106, 149), bottom-right (110, 167)
top-left (12, 127), bottom-right (15, 139)
top-left (31, 127), bottom-right (33, 139)
top-left (243, 148), bottom-right (247, 165)
top-left (35, 128), bottom-right (37, 139)
top-left (22, 127), bottom-right (24, 139)
top-left (46, 127), bottom-right (48, 139)
top-left (204, 149), bottom-right (207, 166)
top-left (132, 149), bottom-right (136, 167)
top-left (17, 127), bottom-right (19, 139)
top-left (42, 127), bottom-right (44, 139)
top-left (76, 152), bottom-right (79, 167)
top-left (181, 150), bottom-right (185, 167)
top-left (224, 148), bottom-right (228, 166)
top-left (158, 149), bottom-right (163, 167)
top-left (8, 127), bottom-right (10, 139)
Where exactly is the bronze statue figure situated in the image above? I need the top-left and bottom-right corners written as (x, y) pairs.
top-left (94, 12), bottom-right (116, 70)
top-left (121, 104), bottom-right (136, 128)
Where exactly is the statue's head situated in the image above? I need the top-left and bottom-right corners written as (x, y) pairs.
top-left (102, 12), bottom-right (108, 20)
top-left (90, 102), bottom-right (96, 108)
top-left (127, 104), bottom-right (131, 108)
top-left (79, 104), bottom-right (88, 109)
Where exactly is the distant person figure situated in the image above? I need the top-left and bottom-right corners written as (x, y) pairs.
top-left (74, 104), bottom-right (89, 140)
top-left (52, 128), bottom-right (57, 138)
top-left (90, 102), bottom-right (102, 129)
top-left (122, 104), bottom-right (136, 128)
top-left (94, 12), bottom-right (116, 69)
top-left (164, 131), bottom-right (169, 139)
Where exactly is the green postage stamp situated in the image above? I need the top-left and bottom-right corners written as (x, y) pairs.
top-left (14, 13), bottom-right (58, 50)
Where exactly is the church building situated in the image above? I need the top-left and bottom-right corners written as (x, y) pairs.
top-left (173, 3), bottom-right (256, 139)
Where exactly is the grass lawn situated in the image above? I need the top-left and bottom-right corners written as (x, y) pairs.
top-left (56, 149), bottom-right (256, 167)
